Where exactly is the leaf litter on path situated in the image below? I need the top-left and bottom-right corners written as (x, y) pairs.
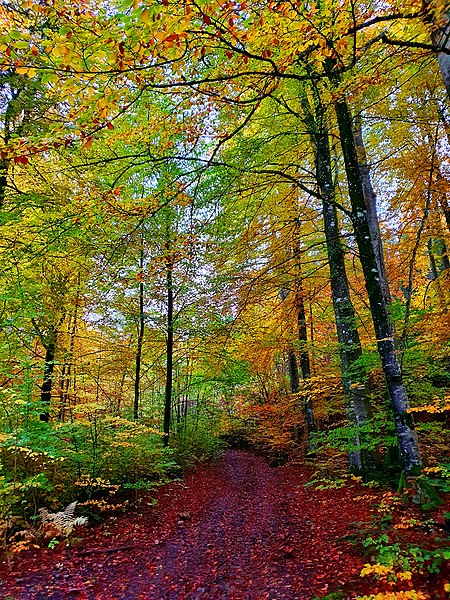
top-left (0, 449), bottom-right (382, 599)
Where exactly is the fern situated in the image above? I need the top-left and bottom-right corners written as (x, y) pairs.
top-left (38, 501), bottom-right (88, 536)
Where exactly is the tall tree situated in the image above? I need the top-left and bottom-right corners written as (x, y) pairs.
top-left (333, 92), bottom-right (421, 471)
top-left (134, 232), bottom-right (145, 421)
top-left (301, 91), bottom-right (372, 473)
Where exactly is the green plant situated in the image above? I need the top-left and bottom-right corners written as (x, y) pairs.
top-left (172, 414), bottom-right (225, 467)
top-left (305, 477), bottom-right (346, 490)
top-left (361, 532), bottom-right (450, 575)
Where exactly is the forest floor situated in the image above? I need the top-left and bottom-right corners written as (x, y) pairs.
top-left (0, 449), bottom-right (446, 600)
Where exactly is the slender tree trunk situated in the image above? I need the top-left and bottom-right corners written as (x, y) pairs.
top-left (334, 96), bottom-right (421, 472)
top-left (287, 349), bottom-right (300, 394)
top-left (134, 244), bottom-right (145, 421)
top-left (40, 327), bottom-right (56, 423)
top-left (280, 288), bottom-right (300, 395)
top-left (429, 239), bottom-right (440, 282)
top-left (163, 261), bottom-right (174, 446)
top-left (281, 245), bottom-right (316, 449)
top-left (296, 276), bottom-right (310, 381)
top-left (435, 163), bottom-right (450, 232)
top-left (353, 114), bottom-right (391, 305)
top-left (428, 239), bottom-right (448, 309)
top-left (439, 240), bottom-right (450, 271)
top-left (438, 192), bottom-right (450, 232)
top-left (0, 159), bottom-right (8, 210)
top-left (59, 315), bottom-right (71, 419)
top-left (59, 274), bottom-right (81, 422)
top-left (117, 372), bottom-right (126, 415)
top-left (0, 88), bottom-right (20, 210)
top-left (293, 246), bottom-right (316, 445)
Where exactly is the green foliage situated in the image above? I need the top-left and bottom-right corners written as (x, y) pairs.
top-left (414, 465), bottom-right (450, 510)
top-left (0, 403), bottom-right (181, 525)
top-left (361, 533), bottom-right (449, 575)
top-left (172, 414), bottom-right (225, 467)
top-left (304, 477), bottom-right (346, 490)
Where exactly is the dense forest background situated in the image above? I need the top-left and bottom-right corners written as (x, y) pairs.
top-left (2, 1), bottom-right (450, 590)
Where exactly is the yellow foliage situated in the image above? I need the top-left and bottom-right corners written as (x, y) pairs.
top-left (356, 592), bottom-right (428, 600)
top-left (10, 540), bottom-right (40, 554)
top-left (361, 563), bottom-right (395, 578)
top-left (423, 466), bottom-right (445, 474)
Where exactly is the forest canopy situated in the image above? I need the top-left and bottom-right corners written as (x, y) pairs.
top-left (1, 0), bottom-right (450, 539)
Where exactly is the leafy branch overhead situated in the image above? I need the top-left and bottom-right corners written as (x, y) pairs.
top-left (0, 0), bottom-right (450, 598)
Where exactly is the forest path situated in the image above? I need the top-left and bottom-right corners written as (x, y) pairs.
top-left (0, 450), bottom-right (376, 600)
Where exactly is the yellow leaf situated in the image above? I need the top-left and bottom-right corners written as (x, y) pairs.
top-left (16, 66), bottom-right (36, 77)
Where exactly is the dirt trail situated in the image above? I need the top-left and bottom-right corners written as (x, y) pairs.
top-left (0, 450), bottom-right (375, 599)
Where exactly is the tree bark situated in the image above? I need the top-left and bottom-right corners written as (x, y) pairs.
top-left (428, 239), bottom-right (449, 310)
top-left (429, 239), bottom-right (440, 282)
top-left (353, 114), bottom-right (391, 306)
top-left (439, 240), bottom-right (450, 271)
top-left (287, 349), bottom-right (300, 393)
top-left (40, 327), bottom-right (56, 423)
top-left (281, 245), bottom-right (316, 448)
top-left (134, 244), bottom-right (145, 421)
top-left (293, 242), bottom-right (316, 446)
top-left (295, 274), bottom-right (311, 381)
top-left (163, 261), bottom-right (174, 446)
top-left (280, 287), bottom-right (301, 395)
top-left (59, 274), bottom-right (81, 422)
top-left (334, 96), bottom-right (421, 472)
top-left (0, 160), bottom-right (7, 210)
top-left (311, 111), bottom-right (372, 474)
top-left (431, 10), bottom-right (450, 100)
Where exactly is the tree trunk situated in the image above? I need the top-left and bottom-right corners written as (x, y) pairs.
top-left (134, 244), bottom-right (145, 421)
top-left (431, 10), bottom-right (450, 100)
top-left (280, 287), bottom-right (301, 395)
top-left (163, 261), bottom-right (174, 446)
top-left (428, 239), bottom-right (449, 309)
top-left (439, 240), bottom-right (450, 271)
top-left (287, 349), bottom-right (300, 394)
top-left (293, 250), bottom-right (316, 446)
top-left (312, 114), bottom-right (372, 474)
top-left (281, 248), bottom-right (316, 448)
top-left (59, 274), bottom-right (81, 422)
top-left (0, 159), bottom-right (7, 210)
top-left (353, 114), bottom-right (391, 306)
top-left (40, 327), bottom-right (56, 423)
top-left (296, 274), bottom-right (311, 381)
top-left (429, 239), bottom-right (440, 282)
top-left (334, 96), bottom-right (422, 472)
